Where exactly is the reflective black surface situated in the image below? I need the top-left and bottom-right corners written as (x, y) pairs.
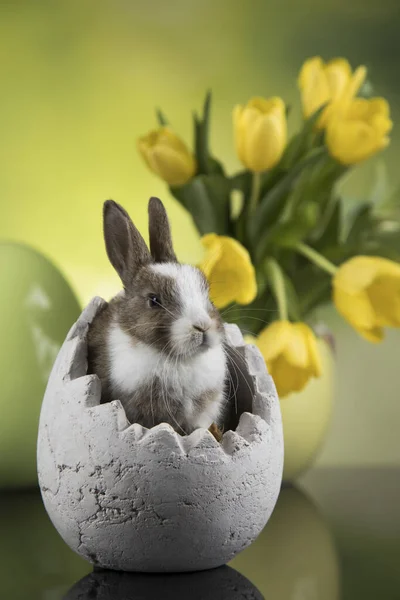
top-left (65, 567), bottom-right (262, 599)
top-left (1, 468), bottom-right (399, 599)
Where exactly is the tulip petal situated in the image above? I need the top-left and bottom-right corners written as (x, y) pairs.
top-left (150, 147), bottom-right (196, 187)
top-left (356, 325), bottom-right (384, 343)
top-left (326, 94), bottom-right (391, 164)
top-left (367, 277), bottom-right (400, 327)
top-left (333, 285), bottom-right (377, 330)
top-left (199, 235), bottom-right (257, 308)
top-left (238, 106), bottom-right (263, 169)
top-left (257, 320), bottom-right (322, 398)
top-left (282, 323), bottom-right (310, 369)
top-left (325, 58), bottom-right (351, 99)
top-left (199, 234), bottom-right (223, 278)
top-left (326, 117), bottom-right (381, 164)
top-left (257, 320), bottom-right (292, 362)
top-left (247, 97), bottom-right (276, 113)
top-left (340, 65), bottom-right (367, 107)
top-left (247, 96), bottom-right (285, 118)
top-left (269, 357), bottom-right (311, 398)
top-left (233, 96), bottom-right (287, 170)
top-left (296, 323), bottom-right (322, 377)
top-left (298, 57), bottom-right (323, 89)
top-left (334, 256), bottom-right (400, 293)
top-left (298, 56), bottom-right (331, 119)
top-left (333, 256), bottom-right (400, 342)
top-left (137, 127), bottom-right (196, 185)
top-left (244, 113), bottom-right (287, 172)
top-left (158, 128), bottom-right (192, 154)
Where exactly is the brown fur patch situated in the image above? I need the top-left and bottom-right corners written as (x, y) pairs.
top-left (208, 422), bottom-right (223, 442)
top-left (148, 197), bottom-right (177, 263)
top-left (118, 266), bottom-right (181, 355)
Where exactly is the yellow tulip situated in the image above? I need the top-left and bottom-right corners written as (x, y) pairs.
top-left (233, 97), bottom-right (287, 172)
top-left (333, 256), bottom-right (400, 342)
top-left (137, 127), bottom-right (196, 187)
top-left (198, 234), bottom-right (257, 308)
top-left (298, 56), bottom-right (366, 128)
top-left (326, 98), bottom-right (392, 165)
top-left (256, 321), bottom-right (322, 398)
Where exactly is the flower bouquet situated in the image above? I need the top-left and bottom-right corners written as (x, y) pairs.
top-left (137, 57), bottom-right (400, 476)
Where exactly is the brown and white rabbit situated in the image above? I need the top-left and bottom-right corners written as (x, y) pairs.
top-left (87, 197), bottom-right (228, 437)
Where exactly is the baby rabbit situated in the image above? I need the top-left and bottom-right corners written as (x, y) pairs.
top-left (87, 197), bottom-right (228, 437)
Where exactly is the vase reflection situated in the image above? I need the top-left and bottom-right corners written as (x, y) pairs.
top-left (0, 484), bottom-right (339, 599)
top-left (230, 485), bottom-right (340, 599)
top-left (0, 490), bottom-right (90, 599)
top-left (280, 338), bottom-right (335, 481)
top-left (65, 566), bottom-right (263, 599)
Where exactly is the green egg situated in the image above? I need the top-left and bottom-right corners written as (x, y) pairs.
top-left (0, 242), bottom-right (81, 488)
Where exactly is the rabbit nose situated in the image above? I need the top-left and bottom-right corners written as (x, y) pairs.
top-left (193, 323), bottom-right (210, 333)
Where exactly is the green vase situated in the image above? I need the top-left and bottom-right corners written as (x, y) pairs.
top-left (280, 337), bottom-right (334, 481)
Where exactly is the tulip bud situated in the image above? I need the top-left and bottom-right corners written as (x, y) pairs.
top-left (298, 56), bottom-right (367, 128)
top-left (233, 97), bottom-right (287, 172)
top-left (326, 98), bottom-right (392, 165)
top-left (137, 127), bottom-right (196, 187)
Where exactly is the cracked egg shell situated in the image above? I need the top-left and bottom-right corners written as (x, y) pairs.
top-left (37, 297), bottom-right (284, 573)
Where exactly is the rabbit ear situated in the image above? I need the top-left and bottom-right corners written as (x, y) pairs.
top-left (148, 197), bottom-right (177, 263)
top-left (103, 200), bottom-right (151, 288)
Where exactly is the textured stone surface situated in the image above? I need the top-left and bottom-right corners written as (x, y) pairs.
top-left (37, 297), bottom-right (283, 573)
top-left (65, 566), bottom-right (264, 599)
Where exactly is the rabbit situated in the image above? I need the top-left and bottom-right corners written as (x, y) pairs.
top-left (87, 197), bottom-right (228, 438)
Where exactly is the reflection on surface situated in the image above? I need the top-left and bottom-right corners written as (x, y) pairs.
top-left (4, 469), bottom-right (400, 599)
top-left (230, 485), bottom-right (340, 599)
top-left (301, 468), bottom-right (400, 600)
top-left (0, 490), bottom-right (90, 599)
top-left (65, 566), bottom-right (263, 599)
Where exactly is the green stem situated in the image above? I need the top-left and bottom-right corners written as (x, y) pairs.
top-left (248, 171), bottom-right (262, 214)
top-left (265, 258), bottom-right (288, 321)
top-left (296, 242), bottom-right (338, 275)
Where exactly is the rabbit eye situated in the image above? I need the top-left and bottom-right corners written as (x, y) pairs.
top-left (148, 294), bottom-right (161, 308)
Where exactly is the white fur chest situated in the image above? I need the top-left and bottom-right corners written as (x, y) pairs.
top-left (107, 324), bottom-right (227, 428)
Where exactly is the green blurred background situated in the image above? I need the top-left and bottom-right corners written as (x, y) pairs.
top-left (1, 0), bottom-right (400, 477)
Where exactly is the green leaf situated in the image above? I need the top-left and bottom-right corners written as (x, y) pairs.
top-left (259, 165), bottom-right (287, 198)
top-left (268, 203), bottom-right (320, 248)
top-left (381, 185), bottom-right (400, 210)
top-left (249, 148), bottom-right (326, 260)
top-left (193, 113), bottom-right (205, 172)
top-left (358, 79), bottom-right (374, 99)
top-left (344, 202), bottom-right (372, 243)
top-left (170, 174), bottom-right (231, 236)
top-left (298, 275), bottom-right (332, 317)
top-left (156, 108), bottom-right (168, 126)
top-left (207, 157), bottom-right (225, 175)
top-left (230, 171), bottom-right (252, 196)
top-left (357, 217), bottom-right (400, 260)
top-left (369, 161), bottom-right (389, 207)
top-left (280, 104), bottom-right (327, 169)
top-left (311, 194), bottom-right (342, 248)
top-left (193, 91), bottom-right (225, 177)
top-left (283, 274), bottom-right (301, 321)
